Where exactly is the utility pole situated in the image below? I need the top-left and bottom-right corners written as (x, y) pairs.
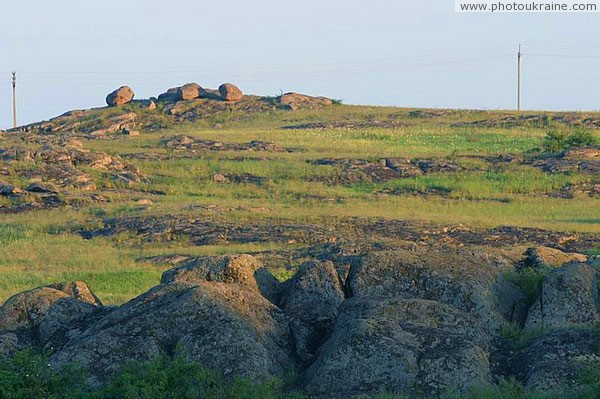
top-left (11, 72), bottom-right (17, 128)
top-left (517, 45), bottom-right (522, 112)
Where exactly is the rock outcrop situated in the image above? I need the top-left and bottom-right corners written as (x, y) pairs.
top-left (279, 92), bottom-right (333, 110)
top-left (346, 249), bottom-right (524, 332)
top-left (106, 86), bottom-right (135, 106)
top-left (0, 282), bottom-right (103, 356)
top-left (1, 249), bottom-right (599, 397)
top-left (49, 280), bottom-right (294, 386)
top-left (524, 262), bottom-right (599, 332)
top-left (304, 297), bottom-right (492, 397)
top-left (279, 261), bottom-right (345, 364)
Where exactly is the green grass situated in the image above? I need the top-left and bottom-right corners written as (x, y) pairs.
top-left (2, 350), bottom-right (599, 399)
top-left (1, 104), bottom-right (599, 304)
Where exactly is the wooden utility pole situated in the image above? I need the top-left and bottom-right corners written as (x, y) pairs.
top-left (517, 45), bottom-right (522, 112)
top-left (11, 72), bottom-right (17, 128)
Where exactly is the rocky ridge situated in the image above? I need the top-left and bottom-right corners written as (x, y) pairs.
top-left (1, 246), bottom-right (599, 397)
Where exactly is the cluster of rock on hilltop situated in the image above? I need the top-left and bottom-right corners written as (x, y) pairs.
top-left (1, 245), bottom-right (599, 398)
top-left (5, 83), bottom-right (333, 138)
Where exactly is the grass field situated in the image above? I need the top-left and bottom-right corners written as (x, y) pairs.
top-left (1, 103), bottom-right (599, 304)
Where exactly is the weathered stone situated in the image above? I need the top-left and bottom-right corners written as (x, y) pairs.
top-left (0, 181), bottom-right (22, 196)
top-left (50, 281), bottom-right (294, 385)
top-left (521, 246), bottom-right (587, 270)
top-left (106, 86), bottom-right (135, 106)
top-left (279, 261), bottom-right (345, 364)
top-left (305, 297), bottom-right (491, 397)
top-left (514, 329), bottom-right (600, 390)
top-left (26, 182), bottom-right (59, 193)
top-left (524, 263), bottom-right (599, 332)
top-left (280, 92), bottom-right (333, 110)
top-left (0, 282), bottom-right (103, 353)
top-left (122, 128), bottom-right (140, 136)
top-left (178, 83), bottom-right (202, 101)
top-left (346, 249), bottom-right (525, 332)
top-left (160, 254), bottom-right (277, 295)
top-left (218, 83), bottom-right (243, 102)
top-left (212, 173), bottom-right (228, 183)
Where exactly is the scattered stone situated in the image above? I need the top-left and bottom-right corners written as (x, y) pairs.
top-left (122, 128), bottom-right (140, 136)
top-left (106, 86), bottom-right (135, 106)
top-left (136, 199), bottom-right (153, 206)
top-left (160, 254), bottom-right (265, 291)
top-left (218, 83), bottom-right (243, 102)
top-left (0, 181), bottom-right (22, 196)
top-left (26, 182), bottom-right (59, 194)
top-left (212, 173), bottom-right (228, 183)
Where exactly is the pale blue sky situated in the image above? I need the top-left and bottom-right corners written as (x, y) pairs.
top-left (0, 0), bottom-right (598, 128)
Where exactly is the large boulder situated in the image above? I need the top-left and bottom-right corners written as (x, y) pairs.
top-left (524, 262), bottom-right (599, 332)
top-left (218, 83), bottom-right (243, 102)
top-left (346, 249), bottom-right (525, 332)
top-left (304, 297), bottom-right (492, 397)
top-left (177, 83), bottom-right (202, 101)
top-left (106, 86), bottom-right (135, 106)
top-left (160, 254), bottom-right (281, 303)
top-left (50, 280), bottom-right (295, 386)
top-left (514, 329), bottom-right (600, 390)
top-left (0, 281), bottom-right (103, 354)
top-left (157, 87), bottom-right (180, 102)
top-left (279, 261), bottom-right (345, 364)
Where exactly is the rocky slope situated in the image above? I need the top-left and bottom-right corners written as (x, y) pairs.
top-left (1, 247), bottom-right (598, 397)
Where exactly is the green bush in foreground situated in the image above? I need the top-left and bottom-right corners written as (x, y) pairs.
top-left (1, 351), bottom-right (599, 399)
top-left (0, 351), bottom-right (302, 399)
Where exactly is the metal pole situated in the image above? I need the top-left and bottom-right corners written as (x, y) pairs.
top-left (11, 72), bottom-right (17, 128)
top-left (517, 45), bottom-right (522, 111)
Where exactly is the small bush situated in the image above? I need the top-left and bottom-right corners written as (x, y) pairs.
top-left (543, 127), bottom-right (598, 153)
top-left (504, 268), bottom-right (548, 306)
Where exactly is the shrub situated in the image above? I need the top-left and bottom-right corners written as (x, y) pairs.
top-left (504, 268), bottom-right (548, 307)
top-left (543, 127), bottom-right (598, 153)
top-left (0, 351), bottom-right (304, 399)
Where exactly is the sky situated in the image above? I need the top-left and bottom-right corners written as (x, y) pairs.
top-left (0, 0), bottom-right (599, 128)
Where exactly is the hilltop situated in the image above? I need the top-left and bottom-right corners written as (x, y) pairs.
top-left (0, 83), bottom-right (599, 398)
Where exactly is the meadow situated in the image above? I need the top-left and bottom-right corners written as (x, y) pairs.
top-left (1, 103), bottom-right (599, 304)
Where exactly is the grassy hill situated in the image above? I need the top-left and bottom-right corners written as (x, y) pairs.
top-left (0, 95), bottom-right (599, 304)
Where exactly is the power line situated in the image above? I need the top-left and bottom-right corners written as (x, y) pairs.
top-left (527, 53), bottom-right (600, 59)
